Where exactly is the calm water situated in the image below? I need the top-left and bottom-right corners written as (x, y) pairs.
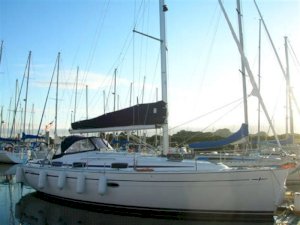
top-left (1, 163), bottom-right (300, 225)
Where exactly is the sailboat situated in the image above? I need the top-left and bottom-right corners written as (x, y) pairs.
top-left (0, 51), bottom-right (32, 164)
top-left (17, 0), bottom-right (289, 217)
top-left (190, 1), bottom-right (298, 172)
top-left (0, 51), bottom-right (51, 164)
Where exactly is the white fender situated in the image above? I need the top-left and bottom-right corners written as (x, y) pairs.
top-left (57, 171), bottom-right (66, 190)
top-left (98, 175), bottom-right (107, 195)
top-left (294, 192), bottom-right (300, 214)
top-left (76, 174), bottom-right (85, 194)
top-left (38, 170), bottom-right (47, 189)
top-left (16, 166), bottom-right (23, 183)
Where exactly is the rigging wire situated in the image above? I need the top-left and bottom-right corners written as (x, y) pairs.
top-left (10, 54), bottom-right (29, 137)
top-left (133, 0), bottom-right (147, 29)
top-left (63, 1), bottom-right (114, 123)
top-left (131, 0), bottom-right (151, 105)
top-left (132, 0), bottom-right (149, 107)
top-left (63, 2), bottom-right (102, 121)
top-left (58, 57), bottom-right (76, 130)
top-left (287, 39), bottom-right (300, 68)
top-left (71, 1), bottom-right (161, 122)
top-left (177, 97), bottom-right (245, 146)
top-left (75, 0), bottom-right (111, 119)
top-left (36, 55), bottom-right (58, 137)
top-left (287, 40), bottom-right (300, 115)
top-left (96, 26), bottom-right (135, 114)
top-left (60, 64), bottom-right (77, 127)
top-left (170, 97), bottom-right (244, 132)
top-left (89, 19), bottom-right (135, 114)
top-left (190, 3), bottom-right (221, 109)
top-left (145, 50), bottom-right (160, 103)
top-left (91, 0), bottom-right (154, 115)
top-left (0, 45), bottom-right (13, 102)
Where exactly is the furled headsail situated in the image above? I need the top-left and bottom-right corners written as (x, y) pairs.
top-left (70, 101), bottom-right (167, 133)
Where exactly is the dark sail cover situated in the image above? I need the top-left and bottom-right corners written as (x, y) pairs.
top-left (71, 101), bottom-right (167, 130)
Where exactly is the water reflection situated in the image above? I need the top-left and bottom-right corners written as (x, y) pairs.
top-left (0, 163), bottom-right (299, 225)
top-left (15, 192), bottom-right (279, 225)
top-left (0, 163), bottom-right (18, 177)
top-left (0, 164), bottom-right (34, 225)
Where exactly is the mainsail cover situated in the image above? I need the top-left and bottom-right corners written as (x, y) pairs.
top-left (189, 123), bottom-right (249, 150)
top-left (0, 137), bottom-right (19, 143)
top-left (22, 132), bottom-right (44, 140)
top-left (71, 101), bottom-right (167, 131)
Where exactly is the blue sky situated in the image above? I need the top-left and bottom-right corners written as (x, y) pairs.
top-left (0, 0), bottom-right (299, 138)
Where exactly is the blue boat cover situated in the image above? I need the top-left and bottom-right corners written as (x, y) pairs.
top-left (0, 137), bottom-right (19, 143)
top-left (189, 123), bottom-right (249, 150)
top-left (111, 139), bottom-right (129, 145)
top-left (22, 132), bottom-right (44, 140)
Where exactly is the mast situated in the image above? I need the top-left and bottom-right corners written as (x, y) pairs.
top-left (29, 104), bottom-right (34, 134)
top-left (20, 107), bottom-right (23, 136)
top-left (74, 66), bottom-right (79, 122)
top-left (10, 76), bottom-right (24, 138)
top-left (253, 0), bottom-right (299, 115)
top-left (0, 106), bottom-right (3, 137)
top-left (142, 76), bottom-right (146, 103)
top-left (0, 41), bottom-right (3, 136)
top-left (130, 82), bottom-right (133, 107)
top-left (86, 85), bottom-right (88, 119)
top-left (7, 98), bottom-right (11, 137)
top-left (257, 19), bottom-right (262, 148)
top-left (218, 0), bottom-right (283, 150)
top-left (0, 40), bottom-right (3, 65)
top-left (128, 83), bottom-right (133, 142)
top-left (12, 79), bottom-right (18, 137)
top-left (284, 36), bottom-right (294, 143)
top-left (23, 51), bottom-right (31, 135)
top-left (155, 87), bottom-right (159, 147)
top-left (113, 68), bottom-right (117, 112)
top-left (36, 54), bottom-right (58, 137)
top-left (159, 0), bottom-right (169, 155)
top-left (284, 37), bottom-right (289, 137)
top-left (54, 52), bottom-right (60, 142)
top-left (130, 0), bottom-right (169, 154)
top-left (117, 94), bottom-right (119, 110)
top-left (103, 90), bottom-right (106, 114)
top-left (236, 0), bottom-right (248, 127)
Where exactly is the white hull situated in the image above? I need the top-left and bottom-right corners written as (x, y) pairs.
top-left (197, 154), bottom-right (293, 168)
top-left (198, 153), bottom-right (300, 184)
top-left (21, 163), bottom-right (288, 215)
top-left (0, 150), bottom-right (27, 164)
